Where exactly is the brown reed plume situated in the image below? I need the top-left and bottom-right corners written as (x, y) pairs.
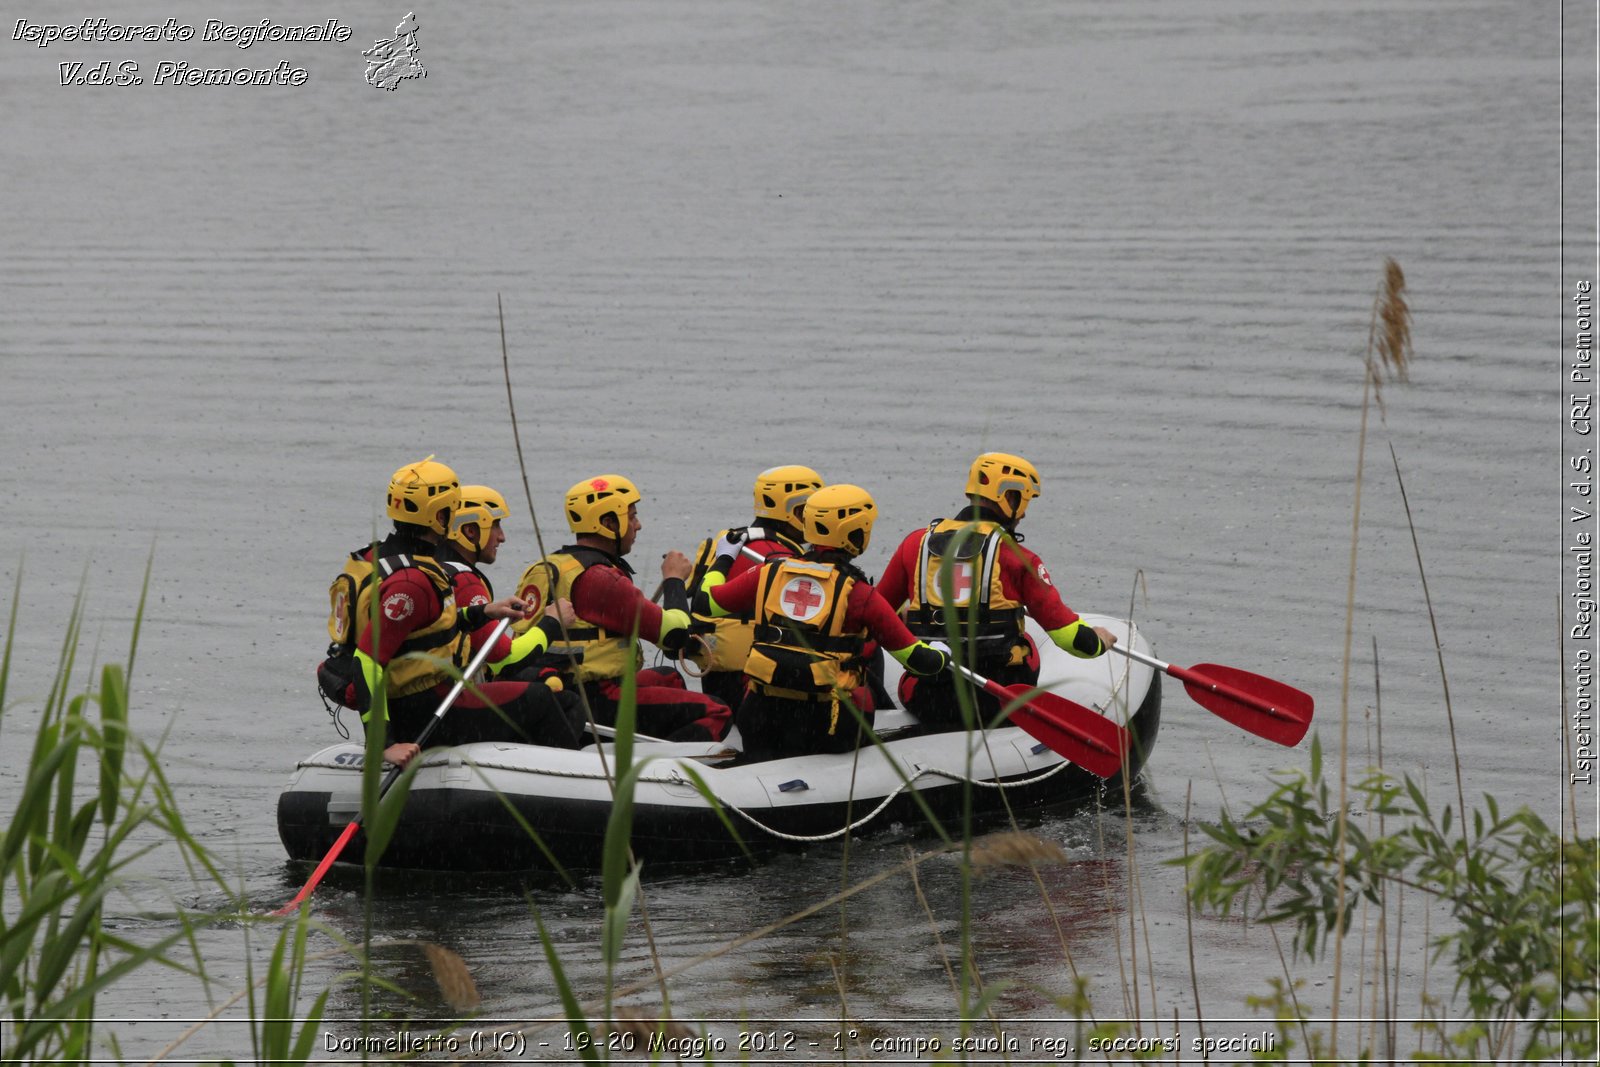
top-left (421, 942), bottom-right (482, 1012)
top-left (1368, 258), bottom-right (1413, 404)
top-left (967, 830), bottom-right (1070, 871)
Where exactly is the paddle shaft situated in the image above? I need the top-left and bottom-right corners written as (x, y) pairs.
top-left (587, 722), bottom-right (671, 744)
top-left (1110, 643), bottom-right (1301, 724)
top-left (274, 618), bottom-right (511, 915)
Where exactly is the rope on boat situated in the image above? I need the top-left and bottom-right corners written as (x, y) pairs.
top-left (712, 757), bottom-right (1079, 844)
top-left (294, 747), bottom-right (1082, 845)
top-left (296, 626), bottom-right (1143, 846)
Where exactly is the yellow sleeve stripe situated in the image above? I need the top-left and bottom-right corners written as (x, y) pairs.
top-left (1047, 621), bottom-right (1104, 659)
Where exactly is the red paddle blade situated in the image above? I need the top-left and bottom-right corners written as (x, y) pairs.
top-left (996, 686), bottom-right (1128, 779)
top-left (1181, 663), bottom-right (1313, 747)
top-left (271, 819), bottom-right (359, 916)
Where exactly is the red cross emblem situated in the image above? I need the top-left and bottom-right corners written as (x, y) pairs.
top-left (932, 563), bottom-right (974, 605)
top-left (382, 591), bottom-right (415, 622)
top-left (780, 577), bottom-right (824, 621)
top-left (951, 562), bottom-right (973, 603)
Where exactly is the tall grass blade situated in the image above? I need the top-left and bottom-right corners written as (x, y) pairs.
top-left (365, 761), bottom-right (418, 865)
top-left (532, 908), bottom-right (601, 1065)
top-left (261, 908), bottom-right (296, 1060)
top-left (601, 865), bottom-right (642, 980)
top-left (98, 664), bottom-right (128, 826)
top-left (41, 577), bottom-right (81, 721)
top-left (0, 563), bottom-right (20, 736)
top-left (126, 546), bottom-right (154, 677)
top-left (600, 633), bottom-right (644, 912)
top-left (4, 733), bottom-right (73, 872)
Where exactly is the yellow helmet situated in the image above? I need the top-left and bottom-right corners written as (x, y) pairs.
top-left (387, 456), bottom-right (460, 535)
top-left (564, 474), bottom-right (641, 537)
top-left (448, 485), bottom-right (510, 553)
top-left (965, 452), bottom-right (1041, 521)
top-left (753, 464), bottom-right (823, 525)
top-left (804, 484), bottom-right (877, 556)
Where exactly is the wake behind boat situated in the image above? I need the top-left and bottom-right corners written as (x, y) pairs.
top-left (276, 614), bottom-right (1161, 874)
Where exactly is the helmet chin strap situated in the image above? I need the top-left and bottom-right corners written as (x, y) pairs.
top-left (604, 511), bottom-right (626, 557)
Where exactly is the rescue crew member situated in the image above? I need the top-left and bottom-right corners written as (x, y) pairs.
top-left (696, 484), bottom-right (951, 762)
top-left (686, 464), bottom-right (824, 708)
top-left (514, 474), bottom-right (732, 743)
top-left (331, 460), bottom-right (585, 769)
top-left (439, 484), bottom-right (580, 678)
top-left (876, 452), bottom-right (1117, 733)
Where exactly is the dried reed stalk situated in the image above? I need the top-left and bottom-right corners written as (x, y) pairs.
top-left (1182, 784), bottom-right (1208, 1052)
top-left (1334, 257), bottom-right (1413, 1057)
top-left (1369, 264), bottom-right (1467, 825)
top-left (498, 295), bottom-right (609, 783)
top-left (498, 297), bottom-right (676, 1026)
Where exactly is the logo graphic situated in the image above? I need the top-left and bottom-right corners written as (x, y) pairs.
top-left (929, 561), bottom-right (975, 605)
top-left (363, 12), bottom-right (425, 90)
top-left (383, 591), bottom-right (415, 621)
top-left (1036, 562), bottom-right (1053, 586)
top-left (780, 577), bottom-right (825, 622)
top-left (521, 587), bottom-right (543, 615)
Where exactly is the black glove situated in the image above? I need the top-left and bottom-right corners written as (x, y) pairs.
top-left (659, 608), bottom-right (691, 656)
top-left (904, 641), bottom-right (951, 678)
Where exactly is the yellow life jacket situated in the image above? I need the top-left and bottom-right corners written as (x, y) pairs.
top-left (349, 550), bottom-right (470, 701)
top-left (902, 518), bottom-right (1025, 657)
top-left (327, 545), bottom-right (378, 650)
top-left (514, 547), bottom-right (638, 683)
top-left (687, 525), bottom-right (806, 674)
top-left (744, 558), bottom-right (865, 701)
top-left (441, 559), bottom-right (494, 604)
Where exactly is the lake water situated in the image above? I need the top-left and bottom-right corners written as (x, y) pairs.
top-left (2, 0), bottom-right (1590, 1060)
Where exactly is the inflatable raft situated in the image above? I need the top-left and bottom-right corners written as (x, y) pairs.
top-left (276, 614), bottom-right (1161, 873)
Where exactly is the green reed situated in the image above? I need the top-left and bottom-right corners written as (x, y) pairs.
top-left (0, 571), bottom-right (218, 1062)
top-left (1181, 739), bottom-right (1599, 1062)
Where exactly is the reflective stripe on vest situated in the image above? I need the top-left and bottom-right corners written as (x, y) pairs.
top-left (442, 559), bottom-right (495, 603)
top-left (514, 549), bottom-right (636, 682)
top-left (743, 559), bottom-right (864, 700)
top-left (688, 525), bottom-right (806, 674)
top-left (355, 553), bottom-right (471, 705)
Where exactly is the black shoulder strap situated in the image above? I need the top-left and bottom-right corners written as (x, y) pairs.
top-left (565, 544), bottom-right (633, 575)
top-left (375, 552), bottom-right (453, 597)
